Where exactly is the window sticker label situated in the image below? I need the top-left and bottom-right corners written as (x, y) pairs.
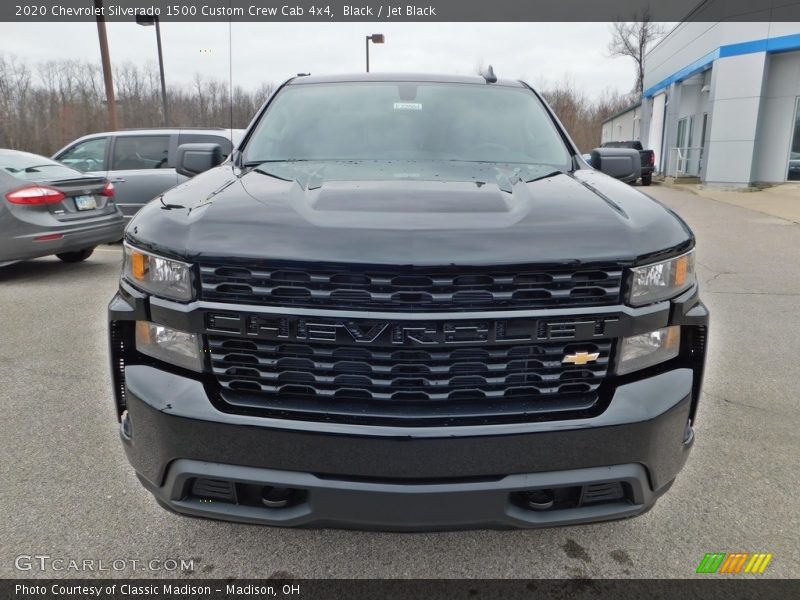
top-left (393, 102), bottom-right (423, 110)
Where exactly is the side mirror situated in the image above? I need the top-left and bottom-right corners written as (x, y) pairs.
top-left (589, 148), bottom-right (641, 183)
top-left (176, 143), bottom-right (223, 177)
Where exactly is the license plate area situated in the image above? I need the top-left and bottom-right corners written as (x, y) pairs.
top-left (74, 195), bottom-right (97, 211)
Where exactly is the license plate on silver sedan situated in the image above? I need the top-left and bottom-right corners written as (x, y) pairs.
top-left (74, 195), bottom-right (97, 211)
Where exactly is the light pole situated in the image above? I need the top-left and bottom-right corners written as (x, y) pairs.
top-left (136, 15), bottom-right (169, 126)
top-left (365, 34), bottom-right (385, 73)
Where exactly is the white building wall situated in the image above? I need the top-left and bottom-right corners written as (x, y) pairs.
top-left (601, 105), bottom-right (642, 144)
top-left (704, 52), bottom-right (769, 185)
top-left (752, 51), bottom-right (800, 183)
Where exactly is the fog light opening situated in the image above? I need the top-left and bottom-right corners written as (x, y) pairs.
top-left (520, 489), bottom-right (555, 511)
top-left (261, 486), bottom-right (296, 508)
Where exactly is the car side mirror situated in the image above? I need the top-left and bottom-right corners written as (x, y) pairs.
top-left (176, 143), bottom-right (223, 177)
top-left (590, 148), bottom-right (641, 183)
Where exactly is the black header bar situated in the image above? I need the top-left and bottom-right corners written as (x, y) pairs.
top-left (4, 579), bottom-right (800, 600)
top-left (3, 0), bottom-right (800, 22)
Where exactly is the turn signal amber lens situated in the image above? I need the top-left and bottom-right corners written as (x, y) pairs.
top-left (666, 325), bottom-right (681, 349)
top-left (135, 320), bottom-right (151, 345)
top-left (131, 251), bottom-right (147, 280)
top-left (674, 255), bottom-right (688, 286)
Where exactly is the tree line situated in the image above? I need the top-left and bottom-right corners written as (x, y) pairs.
top-left (0, 55), bottom-right (273, 156)
top-left (1, 54), bottom-right (632, 157)
top-left (538, 80), bottom-right (634, 154)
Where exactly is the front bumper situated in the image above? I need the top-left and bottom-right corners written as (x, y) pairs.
top-left (110, 283), bottom-right (707, 530)
top-left (121, 363), bottom-right (694, 530)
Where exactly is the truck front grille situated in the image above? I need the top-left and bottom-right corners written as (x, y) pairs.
top-left (209, 335), bottom-right (612, 425)
top-left (199, 262), bottom-right (623, 312)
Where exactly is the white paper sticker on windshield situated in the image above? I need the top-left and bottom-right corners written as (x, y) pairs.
top-left (393, 102), bottom-right (423, 110)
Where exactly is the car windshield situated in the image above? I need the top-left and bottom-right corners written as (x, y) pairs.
top-left (243, 82), bottom-right (572, 169)
top-left (0, 153), bottom-right (83, 182)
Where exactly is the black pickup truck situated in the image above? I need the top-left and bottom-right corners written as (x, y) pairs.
top-left (601, 140), bottom-right (655, 185)
top-left (109, 73), bottom-right (707, 530)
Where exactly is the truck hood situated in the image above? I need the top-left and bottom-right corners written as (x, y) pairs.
top-left (128, 160), bottom-right (692, 266)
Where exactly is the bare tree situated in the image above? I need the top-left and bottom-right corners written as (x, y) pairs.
top-left (607, 9), bottom-right (666, 96)
top-left (539, 78), bottom-right (632, 152)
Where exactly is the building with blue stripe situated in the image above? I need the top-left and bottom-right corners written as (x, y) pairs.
top-left (615, 21), bottom-right (800, 186)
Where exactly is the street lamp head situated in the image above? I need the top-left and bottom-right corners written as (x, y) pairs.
top-left (365, 34), bottom-right (385, 73)
top-left (136, 15), bottom-right (157, 26)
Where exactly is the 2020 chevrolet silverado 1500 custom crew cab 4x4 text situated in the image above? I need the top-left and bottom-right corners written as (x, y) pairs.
top-left (108, 73), bottom-right (708, 530)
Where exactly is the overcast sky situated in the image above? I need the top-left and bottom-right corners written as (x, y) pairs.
top-left (0, 22), bottom-right (670, 99)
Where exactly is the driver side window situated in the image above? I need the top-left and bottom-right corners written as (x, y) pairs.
top-left (57, 137), bottom-right (108, 172)
top-left (111, 135), bottom-right (171, 171)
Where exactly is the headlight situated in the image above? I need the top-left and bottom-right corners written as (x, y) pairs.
top-left (135, 321), bottom-right (204, 372)
top-left (628, 250), bottom-right (695, 306)
top-left (123, 243), bottom-right (194, 301)
top-left (628, 250), bottom-right (696, 306)
top-left (616, 326), bottom-right (680, 375)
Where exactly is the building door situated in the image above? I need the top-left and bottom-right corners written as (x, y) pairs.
top-left (788, 97), bottom-right (800, 181)
top-left (648, 93), bottom-right (666, 172)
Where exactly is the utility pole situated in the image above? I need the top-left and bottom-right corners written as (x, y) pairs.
top-left (154, 18), bottom-right (169, 126)
top-left (137, 15), bottom-right (169, 125)
top-left (94, 0), bottom-right (118, 130)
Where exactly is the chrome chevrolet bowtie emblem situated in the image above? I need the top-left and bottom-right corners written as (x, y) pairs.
top-left (562, 351), bottom-right (600, 365)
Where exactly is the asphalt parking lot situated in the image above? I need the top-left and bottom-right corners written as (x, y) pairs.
top-left (1, 185), bottom-right (798, 579)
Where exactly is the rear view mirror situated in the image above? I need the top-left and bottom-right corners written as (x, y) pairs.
top-left (590, 148), bottom-right (641, 183)
top-left (176, 143), bottom-right (223, 177)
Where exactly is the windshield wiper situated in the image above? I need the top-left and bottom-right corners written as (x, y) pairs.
top-left (524, 170), bottom-right (565, 183)
top-left (242, 159), bottom-right (311, 167)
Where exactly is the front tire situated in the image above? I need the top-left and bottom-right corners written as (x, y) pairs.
top-left (56, 247), bottom-right (95, 263)
top-left (641, 175), bottom-right (652, 186)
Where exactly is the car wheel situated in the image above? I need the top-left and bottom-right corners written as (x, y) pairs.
top-left (56, 247), bottom-right (96, 263)
top-left (641, 175), bottom-right (652, 186)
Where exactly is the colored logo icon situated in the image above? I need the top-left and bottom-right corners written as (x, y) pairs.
top-left (696, 553), bottom-right (773, 574)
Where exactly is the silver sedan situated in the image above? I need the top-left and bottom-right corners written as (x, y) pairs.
top-left (0, 149), bottom-right (125, 267)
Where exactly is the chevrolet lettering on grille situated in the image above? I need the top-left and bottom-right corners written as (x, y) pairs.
top-left (205, 312), bottom-right (620, 345)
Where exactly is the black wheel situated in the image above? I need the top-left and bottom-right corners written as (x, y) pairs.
top-left (641, 175), bottom-right (652, 186)
top-left (56, 247), bottom-right (95, 262)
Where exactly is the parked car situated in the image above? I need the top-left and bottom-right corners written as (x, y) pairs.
top-left (109, 73), bottom-right (708, 529)
top-left (600, 140), bottom-right (655, 185)
top-left (0, 149), bottom-right (124, 267)
top-left (52, 128), bottom-right (245, 220)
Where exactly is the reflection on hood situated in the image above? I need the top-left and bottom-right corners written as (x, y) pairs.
top-left (252, 159), bottom-right (562, 192)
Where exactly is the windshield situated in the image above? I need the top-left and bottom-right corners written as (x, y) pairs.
top-left (243, 82), bottom-right (572, 168)
top-left (0, 152), bottom-right (83, 182)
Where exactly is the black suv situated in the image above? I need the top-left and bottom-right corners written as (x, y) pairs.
top-left (108, 74), bottom-right (708, 530)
